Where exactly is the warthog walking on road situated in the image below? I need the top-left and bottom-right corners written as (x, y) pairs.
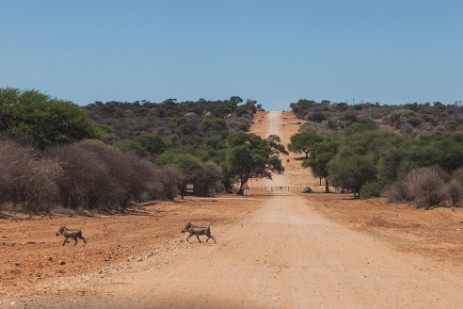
top-left (181, 222), bottom-right (216, 243)
top-left (56, 226), bottom-right (87, 246)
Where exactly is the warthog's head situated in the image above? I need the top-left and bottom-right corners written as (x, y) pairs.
top-left (181, 222), bottom-right (192, 233)
top-left (56, 226), bottom-right (66, 236)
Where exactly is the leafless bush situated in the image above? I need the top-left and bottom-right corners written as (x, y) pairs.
top-left (78, 141), bottom-right (159, 208)
top-left (452, 168), bottom-right (463, 186)
top-left (381, 180), bottom-right (410, 202)
top-left (399, 123), bottom-right (414, 134)
top-left (227, 116), bottom-right (251, 131)
top-left (300, 121), bottom-right (318, 132)
top-left (0, 142), bottom-right (61, 212)
top-left (152, 167), bottom-right (182, 200)
top-left (443, 181), bottom-right (463, 207)
top-left (432, 125), bottom-right (446, 133)
top-left (21, 158), bottom-right (61, 212)
top-left (417, 122), bottom-right (433, 132)
top-left (49, 143), bottom-right (114, 210)
top-left (1, 139), bottom-right (181, 212)
top-left (405, 166), bottom-right (449, 209)
top-left (383, 166), bottom-right (454, 209)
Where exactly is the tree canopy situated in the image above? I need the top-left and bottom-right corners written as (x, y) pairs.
top-left (288, 132), bottom-right (322, 159)
top-left (224, 132), bottom-right (285, 195)
top-left (302, 137), bottom-right (338, 193)
top-left (328, 154), bottom-right (377, 198)
top-left (0, 88), bottom-right (97, 149)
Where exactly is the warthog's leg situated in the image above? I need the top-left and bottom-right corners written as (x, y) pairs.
top-left (206, 235), bottom-right (216, 243)
top-left (195, 234), bottom-right (202, 243)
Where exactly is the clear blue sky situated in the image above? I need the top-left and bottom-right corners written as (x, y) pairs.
top-left (1, 1), bottom-right (462, 110)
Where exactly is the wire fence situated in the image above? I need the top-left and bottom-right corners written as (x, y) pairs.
top-left (246, 185), bottom-right (329, 193)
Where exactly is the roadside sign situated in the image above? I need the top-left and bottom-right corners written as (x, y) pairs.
top-left (186, 184), bottom-right (194, 194)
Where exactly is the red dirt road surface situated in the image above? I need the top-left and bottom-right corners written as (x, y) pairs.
top-left (2, 111), bottom-right (463, 308)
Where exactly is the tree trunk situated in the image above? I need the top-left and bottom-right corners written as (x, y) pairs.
top-left (238, 179), bottom-right (247, 196)
top-left (222, 177), bottom-right (231, 193)
top-left (324, 178), bottom-right (330, 193)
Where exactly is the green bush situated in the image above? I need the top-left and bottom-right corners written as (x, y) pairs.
top-left (361, 180), bottom-right (385, 198)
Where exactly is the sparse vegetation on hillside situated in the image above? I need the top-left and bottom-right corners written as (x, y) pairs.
top-left (84, 97), bottom-right (257, 142)
top-left (291, 99), bottom-right (463, 135)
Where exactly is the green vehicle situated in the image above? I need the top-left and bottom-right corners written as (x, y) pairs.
top-left (303, 186), bottom-right (312, 193)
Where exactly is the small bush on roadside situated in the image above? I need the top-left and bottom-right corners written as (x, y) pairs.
top-left (443, 181), bottom-right (463, 207)
top-left (406, 166), bottom-right (449, 209)
top-left (381, 180), bottom-right (410, 202)
top-left (152, 167), bottom-right (182, 200)
top-left (361, 180), bottom-right (385, 198)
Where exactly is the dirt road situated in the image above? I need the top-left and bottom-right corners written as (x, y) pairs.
top-left (6, 111), bottom-right (463, 308)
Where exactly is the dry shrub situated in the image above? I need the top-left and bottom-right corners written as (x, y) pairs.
top-left (443, 181), bottom-right (463, 207)
top-left (0, 142), bottom-right (61, 212)
top-left (49, 141), bottom-right (165, 210)
top-left (399, 123), bottom-right (414, 134)
top-left (383, 166), bottom-right (452, 209)
top-left (452, 168), bottom-right (463, 187)
top-left (82, 141), bottom-right (155, 206)
top-left (381, 180), bottom-right (410, 202)
top-left (152, 167), bottom-right (181, 200)
top-left (0, 139), bottom-right (184, 212)
top-left (406, 166), bottom-right (449, 209)
top-left (49, 143), bottom-right (114, 210)
top-left (227, 116), bottom-right (251, 131)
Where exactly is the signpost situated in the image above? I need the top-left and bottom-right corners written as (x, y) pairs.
top-left (185, 184), bottom-right (194, 195)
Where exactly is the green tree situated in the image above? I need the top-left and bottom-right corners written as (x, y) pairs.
top-left (328, 154), bottom-right (376, 198)
top-left (115, 134), bottom-right (171, 158)
top-left (267, 134), bottom-right (288, 155)
top-left (224, 132), bottom-right (284, 195)
top-left (288, 132), bottom-right (322, 159)
top-left (302, 138), bottom-right (338, 193)
top-left (194, 161), bottom-right (223, 196)
top-left (213, 96), bottom-right (241, 119)
top-left (157, 151), bottom-right (223, 197)
top-left (341, 130), bottom-right (402, 160)
top-left (157, 153), bottom-right (202, 197)
top-left (0, 88), bottom-right (97, 149)
top-left (199, 118), bottom-right (227, 132)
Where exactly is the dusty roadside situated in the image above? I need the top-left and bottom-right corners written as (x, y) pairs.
top-left (0, 196), bottom-right (263, 301)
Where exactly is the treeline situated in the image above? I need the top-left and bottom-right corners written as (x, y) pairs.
top-left (291, 99), bottom-right (463, 135)
top-left (0, 88), bottom-right (283, 213)
top-left (290, 99), bottom-right (463, 209)
top-left (85, 96), bottom-right (261, 142)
